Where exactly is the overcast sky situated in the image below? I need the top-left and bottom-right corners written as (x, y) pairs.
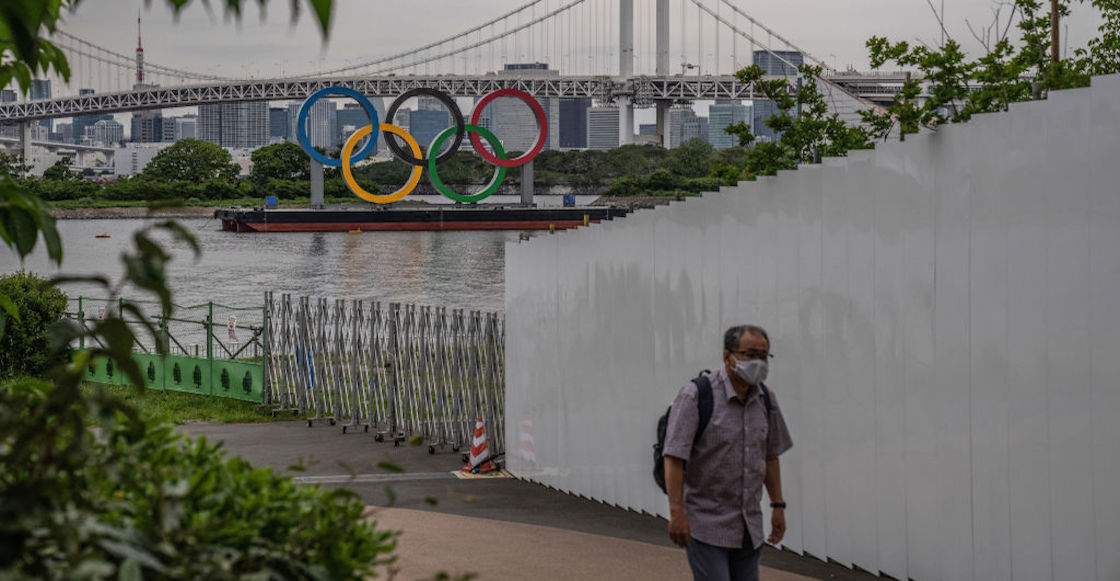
top-left (59, 0), bottom-right (1104, 81)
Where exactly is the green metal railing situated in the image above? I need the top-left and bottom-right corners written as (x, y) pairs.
top-left (71, 297), bottom-right (268, 404)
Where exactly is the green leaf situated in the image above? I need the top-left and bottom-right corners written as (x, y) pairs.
top-left (0, 291), bottom-right (18, 322)
top-left (98, 539), bottom-right (166, 573)
top-left (117, 558), bottom-right (141, 581)
top-left (305, 0), bottom-right (332, 38)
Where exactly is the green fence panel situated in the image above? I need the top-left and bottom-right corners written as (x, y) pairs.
top-left (84, 354), bottom-right (123, 386)
top-left (132, 353), bottom-right (167, 390)
top-left (164, 355), bottom-right (211, 396)
top-left (211, 359), bottom-right (264, 403)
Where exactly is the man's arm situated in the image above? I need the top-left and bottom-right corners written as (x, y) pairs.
top-left (764, 456), bottom-right (785, 545)
top-left (665, 455), bottom-right (690, 547)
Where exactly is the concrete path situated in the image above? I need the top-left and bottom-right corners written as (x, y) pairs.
top-left (373, 507), bottom-right (814, 581)
top-left (179, 421), bottom-right (879, 581)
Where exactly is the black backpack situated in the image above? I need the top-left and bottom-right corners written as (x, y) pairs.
top-left (653, 370), bottom-right (773, 494)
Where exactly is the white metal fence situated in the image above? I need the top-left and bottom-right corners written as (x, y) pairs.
top-left (265, 293), bottom-right (505, 454)
top-left (504, 75), bottom-right (1120, 581)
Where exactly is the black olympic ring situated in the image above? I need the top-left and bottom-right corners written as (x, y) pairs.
top-left (383, 88), bottom-right (465, 167)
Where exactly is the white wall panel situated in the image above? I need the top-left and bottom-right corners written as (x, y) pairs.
top-left (819, 161), bottom-right (853, 568)
top-left (965, 112), bottom-right (1012, 581)
top-left (868, 144), bottom-right (910, 581)
top-left (1088, 75), bottom-right (1120, 581)
top-left (1005, 100), bottom-right (1056, 581)
top-left (504, 75), bottom-right (1120, 581)
top-left (842, 151), bottom-right (880, 573)
top-left (1044, 86), bottom-right (1096, 577)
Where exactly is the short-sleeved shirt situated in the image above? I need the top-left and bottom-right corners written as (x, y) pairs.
top-left (663, 366), bottom-right (793, 549)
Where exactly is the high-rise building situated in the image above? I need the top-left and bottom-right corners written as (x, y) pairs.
top-left (668, 107), bottom-right (708, 148)
top-left (130, 110), bottom-right (165, 143)
top-left (707, 101), bottom-right (752, 149)
top-left (289, 100), bottom-right (335, 150)
top-left (334, 99), bottom-right (385, 152)
top-left (586, 106), bottom-right (620, 151)
top-left (29, 79), bottom-right (50, 101)
top-left (53, 123), bottom-right (73, 143)
top-left (486, 63), bottom-right (560, 152)
top-left (558, 98), bottom-right (591, 149)
top-left (0, 90), bottom-right (17, 138)
top-left (752, 100), bottom-right (780, 143)
top-left (199, 101), bottom-right (268, 148)
top-left (174, 115), bottom-right (197, 140)
top-left (73, 113), bottom-right (112, 145)
top-left (408, 109), bottom-right (449, 153)
top-left (114, 142), bottom-right (172, 178)
top-left (29, 79), bottom-right (51, 134)
top-left (269, 107), bottom-right (289, 141)
top-left (90, 119), bottom-right (124, 145)
top-left (752, 51), bottom-right (802, 143)
top-left (70, 90), bottom-right (105, 144)
top-left (752, 50), bottom-right (803, 76)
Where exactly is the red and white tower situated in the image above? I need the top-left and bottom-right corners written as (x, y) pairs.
top-left (135, 15), bottom-right (144, 84)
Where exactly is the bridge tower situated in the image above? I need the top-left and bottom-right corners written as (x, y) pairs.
top-left (618, 0), bottom-right (634, 146)
top-left (135, 15), bottom-right (144, 84)
top-left (655, 0), bottom-right (671, 148)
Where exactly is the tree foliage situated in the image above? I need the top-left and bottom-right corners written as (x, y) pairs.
top-left (2, 377), bottom-right (397, 580)
top-left (0, 2), bottom-right (409, 580)
top-left (0, 271), bottom-right (67, 381)
top-left (41, 157), bottom-right (79, 182)
top-left (723, 64), bottom-right (876, 177)
top-left (140, 139), bottom-right (239, 183)
top-left (861, 0), bottom-right (1119, 140)
top-left (250, 141), bottom-right (311, 184)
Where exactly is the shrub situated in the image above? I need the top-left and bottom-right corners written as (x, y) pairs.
top-left (0, 272), bottom-right (68, 381)
top-left (0, 377), bottom-right (398, 579)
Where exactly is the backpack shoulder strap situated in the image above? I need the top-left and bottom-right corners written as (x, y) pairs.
top-left (693, 373), bottom-right (714, 443)
top-left (757, 382), bottom-right (773, 416)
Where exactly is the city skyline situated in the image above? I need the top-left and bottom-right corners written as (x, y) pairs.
top-left (56, 0), bottom-right (1105, 83)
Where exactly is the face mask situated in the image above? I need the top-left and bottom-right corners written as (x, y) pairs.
top-left (734, 359), bottom-right (768, 385)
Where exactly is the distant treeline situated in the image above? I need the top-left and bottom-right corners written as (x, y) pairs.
top-left (7, 137), bottom-right (753, 204)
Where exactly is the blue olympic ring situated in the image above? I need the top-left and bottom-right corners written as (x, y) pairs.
top-left (296, 87), bottom-right (380, 167)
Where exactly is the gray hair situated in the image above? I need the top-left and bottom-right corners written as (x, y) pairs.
top-left (723, 325), bottom-right (770, 352)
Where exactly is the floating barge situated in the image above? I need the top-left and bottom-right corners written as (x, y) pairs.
top-left (215, 205), bottom-right (630, 233)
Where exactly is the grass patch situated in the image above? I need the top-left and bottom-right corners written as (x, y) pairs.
top-left (81, 381), bottom-right (278, 425)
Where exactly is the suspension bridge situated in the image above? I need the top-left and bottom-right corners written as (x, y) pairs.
top-left (0, 0), bottom-right (906, 160)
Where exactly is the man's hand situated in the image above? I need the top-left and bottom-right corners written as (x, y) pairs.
top-left (767, 508), bottom-right (786, 545)
top-left (668, 511), bottom-right (691, 547)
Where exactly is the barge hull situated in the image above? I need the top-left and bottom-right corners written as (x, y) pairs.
top-left (215, 206), bottom-right (628, 233)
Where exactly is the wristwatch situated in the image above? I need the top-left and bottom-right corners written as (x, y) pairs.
top-left (770, 502), bottom-right (787, 509)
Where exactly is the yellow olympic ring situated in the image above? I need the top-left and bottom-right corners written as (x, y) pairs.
top-left (341, 123), bottom-right (422, 204)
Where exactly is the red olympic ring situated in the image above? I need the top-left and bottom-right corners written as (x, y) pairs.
top-left (469, 89), bottom-right (549, 168)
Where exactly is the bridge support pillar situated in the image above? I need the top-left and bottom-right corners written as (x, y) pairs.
top-left (619, 0), bottom-right (634, 78)
top-left (520, 160), bottom-right (534, 206)
top-left (19, 122), bottom-right (32, 175)
top-left (656, 101), bottom-right (671, 148)
top-left (310, 160), bottom-right (324, 209)
top-left (618, 98), bottom-right (634, 146)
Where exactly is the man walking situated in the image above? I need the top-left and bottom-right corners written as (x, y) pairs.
top-left (663, 325), bottom-right (793, 581)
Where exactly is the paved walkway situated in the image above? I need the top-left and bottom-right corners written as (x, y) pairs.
top-left (179, 421), bottom-right (878, 581)
top-left (373, 508), bottom-right (813, 581)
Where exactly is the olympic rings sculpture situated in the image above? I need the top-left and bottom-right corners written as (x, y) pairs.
top-left (295, 86), bottom-right (548, 204)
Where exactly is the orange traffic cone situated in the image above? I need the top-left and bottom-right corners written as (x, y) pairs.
top-left (462, 417), bottom-right (498, 473)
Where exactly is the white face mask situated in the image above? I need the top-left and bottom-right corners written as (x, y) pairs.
top-left (734, 359), bottom-right (768, 385)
